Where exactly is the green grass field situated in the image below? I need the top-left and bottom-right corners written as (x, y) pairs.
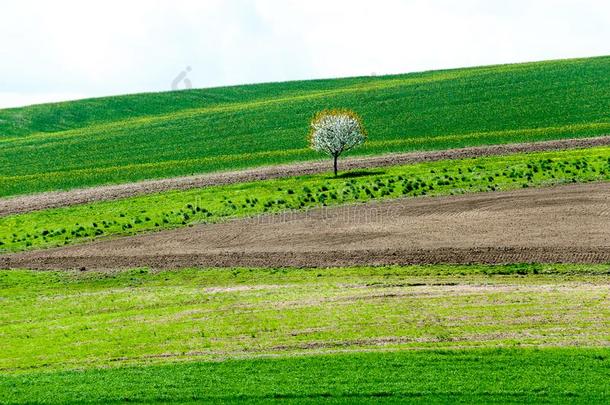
top-left (1, 56), bottom-right (609, 197)
top-left (2, 146), bottom-right (609, 253)
top-left (3, 56), bottom-right (609, 404)
top-left (1, 264), bottom-right (609, 403)
top-left (3, 348), bottom-right (609, 404)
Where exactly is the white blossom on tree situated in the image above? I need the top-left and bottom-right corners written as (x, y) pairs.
top-left (308, 109), bottom-right (367, 176)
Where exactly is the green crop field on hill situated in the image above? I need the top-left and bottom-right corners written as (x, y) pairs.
top-left (1, 56), bottom-right (609, 197)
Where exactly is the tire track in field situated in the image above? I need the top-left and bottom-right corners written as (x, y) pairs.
top-left (2, 135), bottom-right (610, 217)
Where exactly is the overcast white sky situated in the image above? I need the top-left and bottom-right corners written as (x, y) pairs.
top-left (0, 0), bottom-right (608, 108)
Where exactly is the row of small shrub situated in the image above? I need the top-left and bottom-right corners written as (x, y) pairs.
top-left (1, 153), bottom-right (609, 252)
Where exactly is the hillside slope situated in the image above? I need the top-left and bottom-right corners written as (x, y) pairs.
top-left (1, 56), bottom-right (609, 197)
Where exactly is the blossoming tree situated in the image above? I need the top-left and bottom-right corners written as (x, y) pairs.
top-left (308, 109), bottom-right (367, 176)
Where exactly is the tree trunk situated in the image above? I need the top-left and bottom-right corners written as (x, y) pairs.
top-left (333, 154), bottom-right (338, 176)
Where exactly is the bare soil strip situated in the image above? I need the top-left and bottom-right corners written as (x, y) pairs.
top-left (2, 135), bottom-right (610, 217)
top-left (3, 182), bottom-right (609, 269)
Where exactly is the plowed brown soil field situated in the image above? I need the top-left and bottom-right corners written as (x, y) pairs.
top-left (3, 182), bottom-right (609, 270)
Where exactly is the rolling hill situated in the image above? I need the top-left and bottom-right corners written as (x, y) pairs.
top-left (2, 56), bottom-right (610, 404)
top-left (1, 56), bottom-right (609, 197)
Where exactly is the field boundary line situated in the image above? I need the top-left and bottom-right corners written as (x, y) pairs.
top-left (1, 134), bottom-right (610, 216)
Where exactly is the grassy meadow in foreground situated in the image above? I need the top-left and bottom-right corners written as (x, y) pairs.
top-left (1, 56), bottom-right (609, 196)
top-left (1, 146), bottom-right (609, 252)
top-left (1, 264), bottom-right (609, 373)
top-left (2, 348), bottom-right (609, 404)
top-left (1, 264), bottom-right (609, 403)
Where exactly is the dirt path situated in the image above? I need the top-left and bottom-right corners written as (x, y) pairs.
top-left (2, 135), bottom-right (610, 217)
top-left (3, 182), bottom-right (609, 269)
